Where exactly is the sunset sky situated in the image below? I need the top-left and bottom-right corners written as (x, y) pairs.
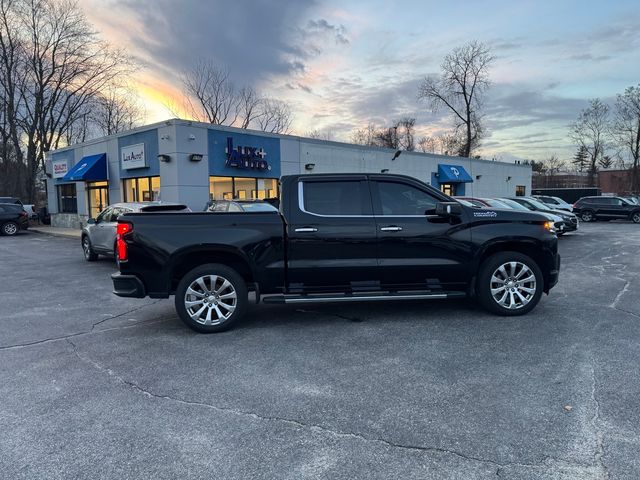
top-left (81, 0), bottom-right (640, 161)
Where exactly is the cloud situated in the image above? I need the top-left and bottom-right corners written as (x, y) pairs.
top-left (93, 0), bottom-right (318, 85)
top-left (305, 19), bottom-right (349, 45)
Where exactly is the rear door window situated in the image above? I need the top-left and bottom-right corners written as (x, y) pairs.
top-left (301, 181), bottom-right (369, 216)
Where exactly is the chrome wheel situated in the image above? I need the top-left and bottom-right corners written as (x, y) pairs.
top-left (490, 261), bottom-right (537, 310)
top-left (83, 238), bottom-right (91, 258)
top-left (184, 275), bottom-right (237, 326)
top-left (3, 222), bottom-right (17, 235)
top-left (633, 212), bottom-right (640, 223)
top-left (581, 211), bottom-right (593, 222)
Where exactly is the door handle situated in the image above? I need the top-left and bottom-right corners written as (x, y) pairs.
top-left (380, 226), bottom-right (403, 232)
top-left (294, 227), bottom-right (318, 233)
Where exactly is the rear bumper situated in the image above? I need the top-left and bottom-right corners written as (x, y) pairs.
top-left (111, 272), bottom-right (146, 298)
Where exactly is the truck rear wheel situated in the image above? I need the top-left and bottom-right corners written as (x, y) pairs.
top-left (476, 252), bottom-right (543, 316)
top-left (175, 263), bottom-right (248, 333)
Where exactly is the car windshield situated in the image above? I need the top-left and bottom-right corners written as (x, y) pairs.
top-left (523, 198), bottom-right (551, 210)
top-left (239, 202), bottom-right (278, 212)
top-left (483, 199), bottom-right (510, 208)
top-left (497, 198), bottom-right (530, 211)
top-left (620, 197), bottom-right (634, 205)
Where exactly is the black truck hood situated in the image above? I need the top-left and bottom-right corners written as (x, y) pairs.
top-left (466, 207), bottom-right (549, 223)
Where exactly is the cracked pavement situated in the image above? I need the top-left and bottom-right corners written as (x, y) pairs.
top-left (1, 224), bottom-right (639, 479)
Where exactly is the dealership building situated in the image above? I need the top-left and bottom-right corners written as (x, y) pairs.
top-left (45, 119), bottom-right (532, 227)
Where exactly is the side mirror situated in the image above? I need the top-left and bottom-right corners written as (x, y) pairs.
top-left (435, 201), bottom-right (463, 217)
top-left (87, 218), bottom-right (96, 225)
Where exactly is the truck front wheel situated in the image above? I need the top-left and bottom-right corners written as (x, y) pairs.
top-left (175, 263), bottom-right (248, 333)
top-left (476, 252), bottom-right (543, 316)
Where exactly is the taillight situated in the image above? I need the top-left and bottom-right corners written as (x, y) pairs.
top-left (572, 203), bottom-right (577, 208)
top-left (116, 222), bottom-right (132, 262)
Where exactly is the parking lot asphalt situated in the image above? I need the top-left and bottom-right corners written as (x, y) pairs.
top-left (1, 223), bottom-right (639, 480)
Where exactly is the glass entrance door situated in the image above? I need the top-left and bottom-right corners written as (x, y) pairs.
top-left (87, 181), bottom-right (109, 218)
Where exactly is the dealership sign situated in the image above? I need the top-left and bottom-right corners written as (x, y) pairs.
top-left (225, 137), bottom-right (270, 171)
top-left (52, 159), bottom-right (69, 178)
top-left (121, 143), bottom-right (147, 170)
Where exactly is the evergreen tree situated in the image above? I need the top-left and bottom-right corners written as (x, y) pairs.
top-left (598, 155), bottom-right (614, 169)
top-left (572, 146), bottom-right (589, 172)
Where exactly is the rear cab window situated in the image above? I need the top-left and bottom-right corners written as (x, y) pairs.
top-left (300, 180), bottom-right (371, 216)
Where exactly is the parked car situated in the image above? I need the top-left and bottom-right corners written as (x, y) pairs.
top-left (623, 196), bottom-right (640, 205)
top-left (112, 174), bottom-right (561, 333)
top-left (81, 202), bottom-right (190, 261)
top-left (456, 197), bottom-right (512, 209)
top-left (204, 199), bottom-right (278, 213)
top-left (533, 195), bottom-right (573, 212)
top-left (573, 196), bottom-right (640, 223)
top-left (496, 198), bottom-right (566, 235)
top-left (0, 203), bottom-right (29, 236)
top-left (505, 197), bottom-right (579, 233)
top-left (22, 204), bottom-right (39, 220)
top-left (0, 196), bottom-right (23, 206)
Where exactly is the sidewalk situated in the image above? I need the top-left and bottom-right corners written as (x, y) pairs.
top-left (29, 225), bottom-right (82, 239)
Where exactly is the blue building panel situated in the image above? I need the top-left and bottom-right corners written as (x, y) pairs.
top-left (118, 129), bottom-right (159, 179)
top-left (208, 130), bottom-right (281, 178)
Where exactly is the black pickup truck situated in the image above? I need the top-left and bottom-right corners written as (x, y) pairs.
top-left (112, 174), bottom-right (560, 332)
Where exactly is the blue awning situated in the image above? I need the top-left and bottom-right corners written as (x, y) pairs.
top-left (437, 164), bottom-right (473, 183)
top-left (62, 153), bottom-right (107, 181)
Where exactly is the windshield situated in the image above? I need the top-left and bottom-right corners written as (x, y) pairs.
top-left (483, 199), bottom-right (511, 208)
top-left (239, 202), bottom-right (278, 212)
top-left (523, 198), bottom-right (551, 210)
top-left (497, 198), bottom-right (530, 211)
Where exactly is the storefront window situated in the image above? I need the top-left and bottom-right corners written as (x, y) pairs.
top-left (234, 177), bottom-right (255, 200)
top-left (57, 184), bottom-right (78, 213)
top-left (209, 177), bottom-right (233, 200)
top-left (123, 177), bottom-right (160, 202)
top-left (86, 181), bottom-right (109, 219)
top-left (440, 184), bottom-right (455, 196)
top-left (209, 177), bottom-right (278, 201)
top-left (516, 185), bottom-right (526, 196)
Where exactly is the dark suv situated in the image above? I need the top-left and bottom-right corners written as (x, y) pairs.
top-left (573, 196), bottom-right (640, 223)
top-left (0, 203), bottom-right (29, 235)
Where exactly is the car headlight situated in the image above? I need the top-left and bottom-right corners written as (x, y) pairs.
top-left (544, 221), bottom-right (556, 234)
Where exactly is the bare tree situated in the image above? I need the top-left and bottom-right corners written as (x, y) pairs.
top-left (417, 136), bottom-right (436, 153)
top-left (0, 0), bottom-right (130, 201)
top-left (306, 129), bottom-right (333, 140)
top-left (91, 86), bottom-right (143, 136)
top-left (235, 86), bottom-right (261, 129)
top-left (570, 98), bottom-right (610, 186)
top-left (351, 122), bottom-right (378, 146)
top-left (418, 41), bottom-right (494, 157)
top-left (613, 85), bottom-right (640, 193)
top-left (544, 154), bottom-right (565, 175)
top-left (256, 98), bottom-right (292, 134)
top-left (182, 59), bottom-right (236, 125)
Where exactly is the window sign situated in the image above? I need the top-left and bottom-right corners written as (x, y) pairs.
top-left (121, 143), bottom-right (147, 170)
top-left (52, 159), bottom-right (69, 178)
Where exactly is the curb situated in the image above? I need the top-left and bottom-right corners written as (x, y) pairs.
top-left (29, 227), bottom-right (81, 240)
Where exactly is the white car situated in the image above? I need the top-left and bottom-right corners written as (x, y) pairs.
top-left (534, 195), bottom-right (573, 212)
top-left (22, 204), bottom-right (38, 220)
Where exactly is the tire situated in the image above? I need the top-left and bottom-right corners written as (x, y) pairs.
top-left (580, 210), bottom-right (595, 222)
top-left (476, 252), bottom-right (544, 316)
top-left (632, 211), bottom-right (640, 223)
top-left (175, 263), bottom-right (248, 333)
top-left (82, 235), bottom-right (98, 261)
top-left (1, 221), bottom-right (19, 236)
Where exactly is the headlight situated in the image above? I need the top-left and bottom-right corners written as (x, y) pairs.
top-left (544, 221), bottom-right (556, 233)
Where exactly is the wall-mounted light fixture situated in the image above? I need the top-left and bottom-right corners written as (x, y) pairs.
top-left (188, 134), bottom-right (196, 141)
top-left (391, 150), bottom-right (402, 161)
top-left (160, 134), bottom-right (170, 141)
top-left (506, 176), bottom-right (512, 182)
top-left (189, 154), bottom-right (203, 162)
top-left (158, 154), bottom-right (171, 163)
top-left (305, 163), bottom-right (315, 171)
top-left (475, 174), bottom-right (482, 180)
top-left (381, 169), bottom-right (389, 173)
